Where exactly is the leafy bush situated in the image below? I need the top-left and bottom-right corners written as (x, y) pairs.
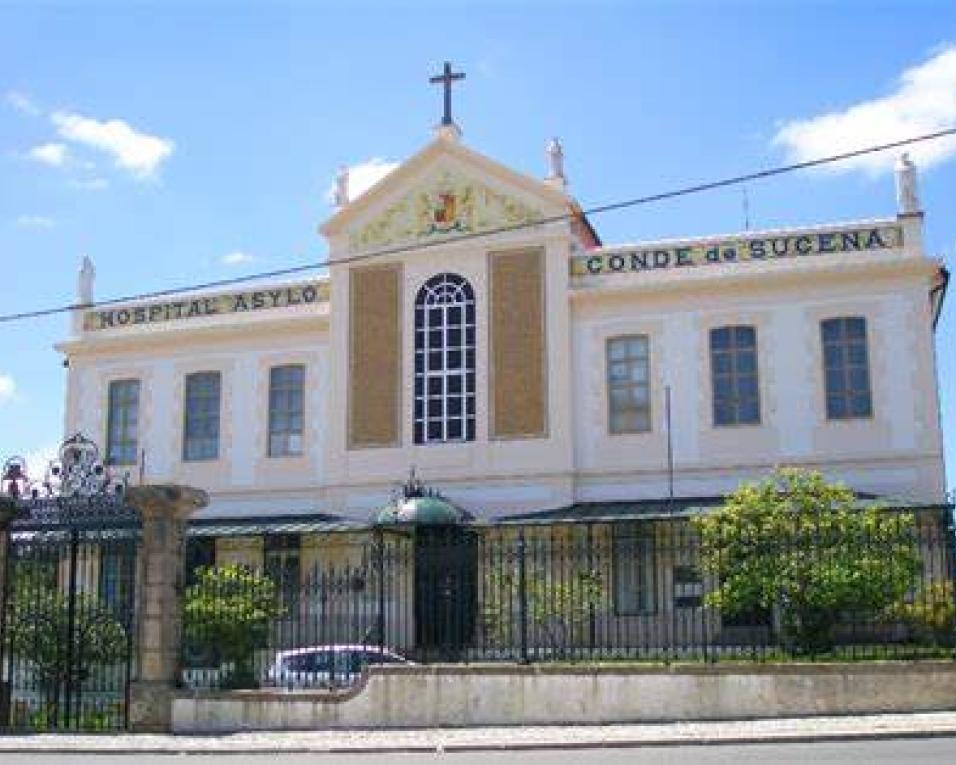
top-left (887, 580), bottom-right (955, 645)
top-left (693, 468), bottom-right (922, 655)
top-left (5, 564), bottom-right (127, 721)
top-left (182, 565), bottom-right (283, 688)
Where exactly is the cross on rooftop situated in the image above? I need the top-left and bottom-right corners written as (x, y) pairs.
top-left (429, 61), bottom-right (465, 127)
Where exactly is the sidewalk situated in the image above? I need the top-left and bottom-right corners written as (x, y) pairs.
top-left (2, 712), bottom-right (956, 753)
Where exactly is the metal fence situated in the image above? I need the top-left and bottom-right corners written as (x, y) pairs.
top-left (179, 508), bottom-right (956, 691)
top-left (1, 504), bottom-right (139, 731)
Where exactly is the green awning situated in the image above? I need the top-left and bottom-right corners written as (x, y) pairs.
top-left (493, 496), bottom-right (953, 527)
top-left (187, 514), bottom-right (369, 538)
top-left (492, 498), bottom-right (725, 526)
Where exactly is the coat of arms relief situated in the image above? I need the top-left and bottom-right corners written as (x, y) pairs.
top-left (348, 170), bottom-right (543, 251)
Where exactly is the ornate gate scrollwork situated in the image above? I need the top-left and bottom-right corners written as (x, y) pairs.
top-left (0, 434), bottom-right (139, 732)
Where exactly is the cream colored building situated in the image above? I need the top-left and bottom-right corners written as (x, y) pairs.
top-left (57, 128), bottom-right (949, 536)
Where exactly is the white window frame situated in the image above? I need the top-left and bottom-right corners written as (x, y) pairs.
top-left (606, 335), bottom-right (651, 435)
top-left (268, 364), bottom-right (305, 457)
top-left (182, 371), bottom-right (221, 461)
top-left (709, 325), bottom-right (761, 426)
top-left (821, 316), bottom-right (873, 420)
top-left (106, 378), bottom-right (140, 466)
top-left (413, 272), bottom-right (476, 445)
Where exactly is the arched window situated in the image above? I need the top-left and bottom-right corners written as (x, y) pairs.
top-left (414, 273), bottom-right (476, 444)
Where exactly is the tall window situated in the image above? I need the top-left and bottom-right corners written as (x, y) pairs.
top-left (821, 316), bottom-right (872, 419)
top-left (183, 371), bottom-right (221, 461)
top-left (414, 273), bottom-right (476, 444)
top-left (268, 364), bottom-right (305, 457)
top-left (98, 550), bottom-right (134, 610)
top-left (613, 522), bottom-right (656, 615)
top-left (265, 534), bottom-right (300, 615)
top-left (106, 379), bottom-right (140, 465)
top-left (709, 325), bottom-right (760, 426)
top-left (607, 335), bottom-right (650, 434)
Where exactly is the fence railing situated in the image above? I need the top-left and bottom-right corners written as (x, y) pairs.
top-left (2, 527), bottom-right (138, 731)
top-left (178, 508), bottom-right (956, 691)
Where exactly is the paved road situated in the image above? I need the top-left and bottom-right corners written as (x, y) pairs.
top-left (3, 737), bottom-right (956, 763)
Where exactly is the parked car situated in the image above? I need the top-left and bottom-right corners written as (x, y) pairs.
top-left (265, 645), bottom-right (410, 689)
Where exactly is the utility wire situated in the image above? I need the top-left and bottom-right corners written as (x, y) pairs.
top-left (2, 126), bottom-right (953, 326)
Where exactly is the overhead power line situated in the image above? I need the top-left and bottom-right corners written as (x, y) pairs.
top-left (2, 126), bottom-right (954, 327)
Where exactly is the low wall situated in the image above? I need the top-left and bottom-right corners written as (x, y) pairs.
top-left (172, 661), bottom-right (956, 733)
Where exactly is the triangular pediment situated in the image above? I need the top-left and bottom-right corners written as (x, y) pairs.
top-left (321, 137), bottom-right (572, 254)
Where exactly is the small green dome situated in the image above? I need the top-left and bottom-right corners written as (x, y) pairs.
top-left (374, 495), bottom-right (468, 527)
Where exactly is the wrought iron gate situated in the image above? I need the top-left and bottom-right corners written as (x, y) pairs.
top-left (1, 435), bottom-right (139, 732)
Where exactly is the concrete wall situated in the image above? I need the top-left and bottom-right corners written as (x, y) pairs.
top-left (172, 661), bottom-right (956, 732)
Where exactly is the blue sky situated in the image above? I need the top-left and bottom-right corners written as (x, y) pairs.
top-left (1, 1), bottom-right (954, 493)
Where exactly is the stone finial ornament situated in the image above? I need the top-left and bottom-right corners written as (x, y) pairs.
top-left (334, 165), bottom-right (350, 207)
top-left (545, 137), bottom-right (567, 190)
top-left (895, 152), bottom-right (920, 215)
top-left (78, 255), bottom-right (95, 305)
top-left (433, 122), bottom-right (462, 142)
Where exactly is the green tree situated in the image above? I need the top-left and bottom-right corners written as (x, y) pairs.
top-left (182, 565), bottom-right (283, 688)
top-left (693, 468), bottom-right (922, 655)
top-left (5, 563), bottom-right (128, 725)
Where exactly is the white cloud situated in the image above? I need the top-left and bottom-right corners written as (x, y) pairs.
top-left (774, 45), bottom-right (956, 175)
top-left (28, 142), bottom-right (68, 167)
top-left (6, 90), bottom-right (40, 116)
top-left (0, 374), bottom-right (15, 406)
top-left (16, 214), bottom-right (55, 228)
top-left (52, 110), bottom-right (174, 180)
top-left (220, 250), bottom-right (255, 266)
top-left (327, 158), bottom-right (399, 204)
top-left (71, 177), bottom-right (109, 191)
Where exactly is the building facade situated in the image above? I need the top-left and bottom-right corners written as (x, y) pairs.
top-left (57, 130), bottom-right (948, 529)
top-left (50, 119), bottom-right (952, 659)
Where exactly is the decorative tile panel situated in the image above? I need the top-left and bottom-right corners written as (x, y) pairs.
top-left (349, 170), bottom-right (543, 252)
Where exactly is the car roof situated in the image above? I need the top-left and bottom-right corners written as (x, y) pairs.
top-left (274, 645), bottom-right (405, 660)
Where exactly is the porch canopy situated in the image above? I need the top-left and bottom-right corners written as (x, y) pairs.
top-left (182, 493), bottom-right (951, 537)
top-left (187, 514), bottom-right (367, 537)
top-left (492, 497), bottom-right (725, 526)
top-left (489, 495), bottom-right (952, 527)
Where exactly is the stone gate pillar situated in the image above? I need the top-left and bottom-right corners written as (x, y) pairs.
top-left (126, 485), bottom-right (208, 732)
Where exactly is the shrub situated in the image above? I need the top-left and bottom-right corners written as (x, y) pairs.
top-left (182, 565), bottom-right (283, 688)
top-left (887, 580), bottom-right (955, 645)
top-left (693, 468), bottom-right (922, 655)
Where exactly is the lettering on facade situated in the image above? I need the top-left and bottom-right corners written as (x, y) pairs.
top-left (84, 281), bottom-right (329, 331)
top-left (571, 224), bottom-right (904, 277)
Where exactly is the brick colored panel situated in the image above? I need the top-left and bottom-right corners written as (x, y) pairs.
top-left (349, 265), bottom-right (402, 448)
top-left (490, 248), bottom-right (547, 438)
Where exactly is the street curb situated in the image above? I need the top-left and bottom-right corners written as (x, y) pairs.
top-left (3, 725), bottom-right (956, 754)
